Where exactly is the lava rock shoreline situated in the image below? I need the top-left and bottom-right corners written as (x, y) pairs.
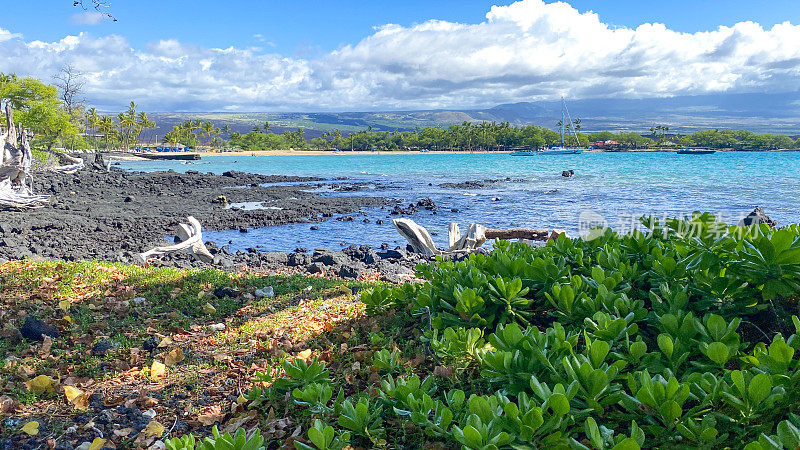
top-left (0, 167), bottom-right (425, 278)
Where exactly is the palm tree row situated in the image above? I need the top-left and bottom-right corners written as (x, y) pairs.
top-left (163, 119), bottom-right (220, 148)
top-left (83, 102), bottom-right (156, 150)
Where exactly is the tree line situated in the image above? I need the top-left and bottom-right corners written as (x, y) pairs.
top-left (1, 70), bottom-right (157, 152)
top-left (229, 122), bottom-right (800, 152)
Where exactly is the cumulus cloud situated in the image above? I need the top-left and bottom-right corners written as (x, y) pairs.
top-left (70, 11), bottom-right (109, 26)
top-left (2, 0), bottom-right (800, 111)
top-left (0, 27), bottom-right (22, 42)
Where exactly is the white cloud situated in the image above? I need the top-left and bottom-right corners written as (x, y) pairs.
top-left (0, 27), bottom-right (22, 42)
top-left (253, 34), bottom-right (276, 47)
top-left (3, 0), bottom-right (800, 111)
top-left (70, 11), bottom-right (109, 26)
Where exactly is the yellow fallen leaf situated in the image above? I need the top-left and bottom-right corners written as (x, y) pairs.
top-left (63, 314), bottom-right (75, 324)
top-left (143, 420), bottom-right (165, 438)
top-left (164, 348), bottom-right (185, 366)
top-left (297, 349), bottom-right (313, 360)
top-left (157, 336), bottom-right (173, 348)
top-left (197, 405), bottom-right (224, 426)
top-left (202, 302), bottom-right (217, 314)
top-left (236, 394), bottom-right (248, 405)
top-left (63, 386), bottom-right (90, 411)
top-left (88, 437), bottom-right (107, 450)
top-left (25, 375), bottom-right (56, 394)
top-left (20, 421), bottom-right (39, 435)
top-left (197, 290), bottom-right (206, 299)
top-left (58, 300), bottom-right (71, 311)
top-left (150, 361), bottom-right (167, 381)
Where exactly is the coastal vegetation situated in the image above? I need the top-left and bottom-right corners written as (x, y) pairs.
top-left (1, 71), bottom-right (155, 153)
top-left (163, 120), bottom-right (223, 148)
top-left (228, 121), bottom-right (800, 152)
top-left (4, 213), bottom-right (800, 448)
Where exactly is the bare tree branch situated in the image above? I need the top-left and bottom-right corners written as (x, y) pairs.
top-left (72, 1), bottom-right (117, 21)
top-left (53, 64), bottom-right (85, 117)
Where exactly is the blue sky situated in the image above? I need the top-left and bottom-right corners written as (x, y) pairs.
top-left (7, 0), bottom-right (800, 56)
top-left (2, 0), bottom-right (800, 111)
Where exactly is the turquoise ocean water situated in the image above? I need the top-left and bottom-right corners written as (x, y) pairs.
top-left (118, 152), bottom-right (800, 252)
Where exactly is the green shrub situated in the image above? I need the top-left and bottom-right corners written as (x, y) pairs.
top-left (165, 426), bottom-right (265, 450)
top-left (250, 213), bottom-right (800, 449)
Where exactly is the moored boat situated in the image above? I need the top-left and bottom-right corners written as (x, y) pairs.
top-left (510, 147), bottom-right (536, 156)
top-left (139, 152), bottom-right (201, 161)
top-left (512, 97), bottom-right (585, 156)
top-left (677, 147), bottom-right (716, 155)
top-left (539, 146), bottom-right (583, 155)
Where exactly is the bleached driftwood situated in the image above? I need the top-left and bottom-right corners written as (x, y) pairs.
top-left (393, 218), bottom-right (441, 255)
top-left (138, 216), bottom-right (214, 264)
top-left (393, 218), bottom-right (565, 256)
top-left (0, 105), bottom-right (49, 209)
top-left (48, 151), bottom-right (85, 174)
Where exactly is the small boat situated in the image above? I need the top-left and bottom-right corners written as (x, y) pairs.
top-left (512, 97), bottom-right (585, 156)
top-left (677, 147), bottom-right (716, 155)
top-left (539, 146), bottom-right (583, 155)
top-left (139, 152), bottom-right (201, 161)
top-left (510, 147), bottom-right (536, 156)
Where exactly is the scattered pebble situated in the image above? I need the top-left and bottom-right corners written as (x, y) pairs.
top-left (213, 286), bottom-right (237, 299)
top-left (209, 323), bottom-right (226, 332)
top-left (142, 336), bottom-right (159, 351)
top-left (91, 340), bottom-right (114, 356)
top-left (254, 286), bottom-right (274, 298)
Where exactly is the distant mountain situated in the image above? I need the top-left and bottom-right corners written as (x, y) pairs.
top-left (144, 92), bottom-right (800, 140)
top-left (480, 92), bottom-right (800, 134)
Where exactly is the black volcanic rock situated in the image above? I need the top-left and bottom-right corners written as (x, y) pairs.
top-left (739, 207), bottom-right (778, 227)
top-left (20, 316), bottom-right (59, 341)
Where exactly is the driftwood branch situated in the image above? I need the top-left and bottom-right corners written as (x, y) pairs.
top-left (138, 216), bottom-right (214, 264)
top-left (393, 218), bottom-right (566, 256)
top-left (0, 105), bottom-right (49, 209)
top-left (393, 218), bottom-right (440, 255)
top-left (485, 228), bottom-right (553, 240)
top-left (47, 150), bottom-right (85, 174)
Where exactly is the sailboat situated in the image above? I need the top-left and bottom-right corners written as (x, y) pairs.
top-left (539, 97), bottom-right (584, 155)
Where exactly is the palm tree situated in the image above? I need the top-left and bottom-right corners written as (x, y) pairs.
top-left (117, 113), bottom-right (137, 150)
top-left (164, 129), bottom-right (180, 147)
top-left (137, 112), bottom-right (156, 144)
top-left (98, 116), bottom-right (115, 150)
top-left (200, 121), bottom-right (219, 144)
top-left (85, 107), bottom-right (99, 150)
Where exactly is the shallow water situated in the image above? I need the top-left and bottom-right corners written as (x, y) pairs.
top-left (118, 152), bottom-right (800, 252)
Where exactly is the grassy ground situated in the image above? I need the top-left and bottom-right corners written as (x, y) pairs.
top-left (0, 261), bottom-right (402, 449)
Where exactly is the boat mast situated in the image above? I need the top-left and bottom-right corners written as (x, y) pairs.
top-left (560, 97), bottom-right (565, 147)
top-left (562, 97), bottom-right (580, 147)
